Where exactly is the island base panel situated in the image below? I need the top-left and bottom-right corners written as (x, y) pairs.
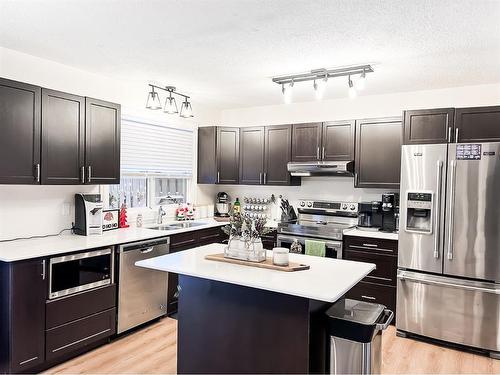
top-left (177, 275), bottom-right (329, 374)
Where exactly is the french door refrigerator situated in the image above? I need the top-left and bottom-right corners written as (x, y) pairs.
top-left (397, 142), bottom-right (500, 359)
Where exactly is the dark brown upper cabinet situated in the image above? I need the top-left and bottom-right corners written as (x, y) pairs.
top-left (291, 123), bottom-right (322, 161)
top-left (85, 98), bottom-right (121, 184)
top-left (454, 106), bottom-right (500, 143)
top-left (355, 117), bottom-right (403, 189)
top-left (41, 89), bottom-right (85, 184)
top-left (0, 258), bottom-right (47, 373)
top-left (0, 78), bottom-right (41, 184)
top-left (322, 120), bottom-right (355, 160)
top-left (264, 125), bottom-right (300, 186)
top-left (403, 108), bottom-right (454, 144)
top-left (197, 126), bottom-right (218, 184)
top-left (217, 127), bottom-right (240, 184)
top-left (239, 127), bottom-right (265, 185)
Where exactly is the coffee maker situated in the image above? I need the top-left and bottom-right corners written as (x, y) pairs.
top-left (381, 193), bottom-right (400, 233)
top-left (74, 193), bottom-right (103, 236)
top-left (215, 192), bottom-right (231, 217)
top-left (357, 201), bottom-right (383, 231)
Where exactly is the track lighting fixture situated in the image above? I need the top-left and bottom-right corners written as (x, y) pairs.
top-left (272, 64), bottom-right (373, 100)
top-left (348, 75), bottom-right (357, 99)
top-left (145, 84), bottom-right (193, 118)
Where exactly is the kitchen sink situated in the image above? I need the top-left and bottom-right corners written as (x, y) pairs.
top-left (149, 222), bottom-right (207, 231)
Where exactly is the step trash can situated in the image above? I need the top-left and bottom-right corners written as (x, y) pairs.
top-left (325, 298), bottom-right (394, 374)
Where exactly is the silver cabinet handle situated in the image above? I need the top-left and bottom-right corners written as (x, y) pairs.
top-left (455, 128), bottom-right (459, 143)
top-left (217, 171), bottom-right (220, 183)
top-left (447, 160), bottom-right (457, 260)
top-left (447, 127), bottom-right (452, 142)
top-left (434, 160), bottom-right (443, 259)
top-left (259, 172), bottom-right (262, 184)
top-left (80, 166), bottom-right (85, 184)
top-left (87, 165), bottom-right (92, 183)
top-left (322, 146), bottom-right (325, 160)
top-left (19, 356), bottom-right (39, 366)
top-left (316, 146), bottom-right (320, 160)
top-left (34, 163), bottom-right (40, 182)
top-left (41, 259), bottom-right (46, 280)
top-left (140, 247), bottom-right (154, 254)
top-left (361, 295), bottom-right (376, 301)
top-left (263, 172), bottom-right (267, 184)
top-left (362, 243), bottom-right (378, 248)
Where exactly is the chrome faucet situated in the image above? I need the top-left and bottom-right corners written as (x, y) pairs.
top-left (157, 205), bottom-right (166, 224)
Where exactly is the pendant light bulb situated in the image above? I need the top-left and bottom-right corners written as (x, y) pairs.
top-left (348, 75), bottom-right (357, 99)
top-left (164, 91), bottom-right (178, 114)
top-left (314, 75), bottom-right (327, 100)
top-left (180, 99), bottom-right (194, 118)
top-left (355, 69), bottom-right (366, 91)
top-left (282, 80), bottom-right (293, 104)
top-left (146, 87), bottom-right (162, 110)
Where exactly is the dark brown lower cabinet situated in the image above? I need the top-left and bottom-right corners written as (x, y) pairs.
top-left (261, 230), bottom-right (277, 249)
top-left (0, 259), bottom-right (47, 374)
top-left (343, 236), bottom-right (398, 321)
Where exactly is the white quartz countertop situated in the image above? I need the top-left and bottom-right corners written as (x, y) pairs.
top-left (136, 243), bottom-right (376, 303)
top-left (343, 228), bottom-right (399, 241)
top-left (0, 219), bottom-right (226, 262)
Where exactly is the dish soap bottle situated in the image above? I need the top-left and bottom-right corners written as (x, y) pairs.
top-left (233, 198), bottom-right (241, 214)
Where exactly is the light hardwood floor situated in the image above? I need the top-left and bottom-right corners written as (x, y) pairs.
top-left (46, 317), bottom-right (500, 374)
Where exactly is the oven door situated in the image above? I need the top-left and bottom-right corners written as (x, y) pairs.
top-left (49, 248), bottom-right (114, 299)
top-left (277, 234), bottom-right (342, 259)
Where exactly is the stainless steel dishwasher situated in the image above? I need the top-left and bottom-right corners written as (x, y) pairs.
top-left (117, 237), bottom-right (170, 334)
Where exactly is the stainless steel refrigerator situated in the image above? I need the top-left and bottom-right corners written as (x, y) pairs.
top-left (397, 142), bottom-right (500, 359)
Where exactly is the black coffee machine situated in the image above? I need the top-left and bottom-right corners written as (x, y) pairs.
top-left (381, 193), bottom-right (400, 233)
top-left (357, 201), bottom-right (383, 231)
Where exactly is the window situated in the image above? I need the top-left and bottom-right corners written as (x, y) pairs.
top-left (104, 115), bottom-right (194, 210)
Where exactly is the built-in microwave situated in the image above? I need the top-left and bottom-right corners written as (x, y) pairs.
top-left (276, 234), bottom-right (343, 259)
top-left (49, 248), bottom-right (114, 299)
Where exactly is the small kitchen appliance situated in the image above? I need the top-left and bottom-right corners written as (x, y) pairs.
top-left (380, 193), bottom-right (399, 233)
top-left (215, 192), bottom-right (230, 217)
top-left (357, 201), bottom-right (383, 230)
top-left (74, 193), bottom-right (103, 236)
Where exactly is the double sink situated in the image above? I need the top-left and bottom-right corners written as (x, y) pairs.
top-left (148, 221), bottom-right (207, 231)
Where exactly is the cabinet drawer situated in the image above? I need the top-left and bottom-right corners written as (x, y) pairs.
top-left (346, 282), bottom-right (396, 315)
top-left (46, 285), bottom-right (116, 329)
top-left (344, 250), bottom-right (397, 286)
top-left (170, 231), bottom-right (197, 251)
top-left (344, 236), bottom-right (398, 255)
top-left (197, 227), bottom-right (222, 245)
top-left (46, 308), bottom-right (116, 361)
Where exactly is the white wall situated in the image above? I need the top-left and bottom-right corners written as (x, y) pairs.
top-left (0, 47), bottom-right (219, 240)
top-left (212, 83), bottom-right (500, 211)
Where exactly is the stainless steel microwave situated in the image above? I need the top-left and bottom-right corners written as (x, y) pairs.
top-left (49, 248), bottom-right (114, 299)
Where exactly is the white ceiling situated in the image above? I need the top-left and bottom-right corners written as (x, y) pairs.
top-left (1, 0), bottom-right (499, 110)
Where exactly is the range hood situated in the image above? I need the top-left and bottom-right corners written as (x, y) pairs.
top-left (287, 160), bottom-right (354, 177)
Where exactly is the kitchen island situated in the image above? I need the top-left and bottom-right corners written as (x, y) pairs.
top-left (137, 243), bottom-right (375, 374)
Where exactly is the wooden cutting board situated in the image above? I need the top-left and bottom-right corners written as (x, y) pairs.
top-left (204, 253), bottom-right (310, 272)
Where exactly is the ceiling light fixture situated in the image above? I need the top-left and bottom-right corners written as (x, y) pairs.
top-left (145, 84), bottom-right (193, 118)
top-left (348, 75), bottom-right (357, 99)
top-left (282, 80), bottom-right (294, 104)
top-left (272, 64), bottom-right (373, 100)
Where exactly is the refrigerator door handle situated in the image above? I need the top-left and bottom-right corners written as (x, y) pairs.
top-left (434, 160), bottom-right (443, 259)
top-left (447, 160), bottom-right (457, 260)
top-left (397, 271), bottom-right (500, 295)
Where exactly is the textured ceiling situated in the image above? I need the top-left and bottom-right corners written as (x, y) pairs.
top-left (1, 0), bottom-right (499, 109)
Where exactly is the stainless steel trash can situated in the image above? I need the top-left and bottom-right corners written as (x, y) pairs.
top-left (325, 298), bottom-right (394, 374)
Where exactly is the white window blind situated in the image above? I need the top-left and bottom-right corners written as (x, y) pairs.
top-left (121, 117), bottom-right (194, 177)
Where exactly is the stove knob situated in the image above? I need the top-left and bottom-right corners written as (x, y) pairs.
top-left (342, 204), bottom-right (348, 210)
top-left (300, 201), bottom-right (305, 207)
top-left (349, 204), bottom-right (356, 210)
top-left (307, 202), bottom-right (313, 208)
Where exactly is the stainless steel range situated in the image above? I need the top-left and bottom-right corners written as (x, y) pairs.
top-left (277, 200), bottom-right (358, 259)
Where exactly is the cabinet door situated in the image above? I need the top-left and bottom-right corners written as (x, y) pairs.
top-left (291, 123), bottom-right (322, 161)
top-left (322, 120), bottom-right (355, 160)
top-left (403, 108), bottom-right (454, 144)
top-left (197, 127), bottom-right (217, 184)
top-left (454, 106), bottom-right (500, 143)
top-left (41, 89), bottom-right (85, 184)
top-left (10, 259), bottom-right (47, 373)
top-left (85, 98), bottom-right (121, 184)
top-left (264, 125), bottom-right (295, 185)
top-left (355, 117), bottom-right (402, 189)
top-left (239, 127), bottom-right (264, 185)
top-left (0, 78), bottom-right (41, 184)
top-left (217, 127), bottom-right (239, 184)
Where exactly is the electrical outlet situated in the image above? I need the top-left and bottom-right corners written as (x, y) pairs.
top-left (62, 202), bottom-right (71, 216)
